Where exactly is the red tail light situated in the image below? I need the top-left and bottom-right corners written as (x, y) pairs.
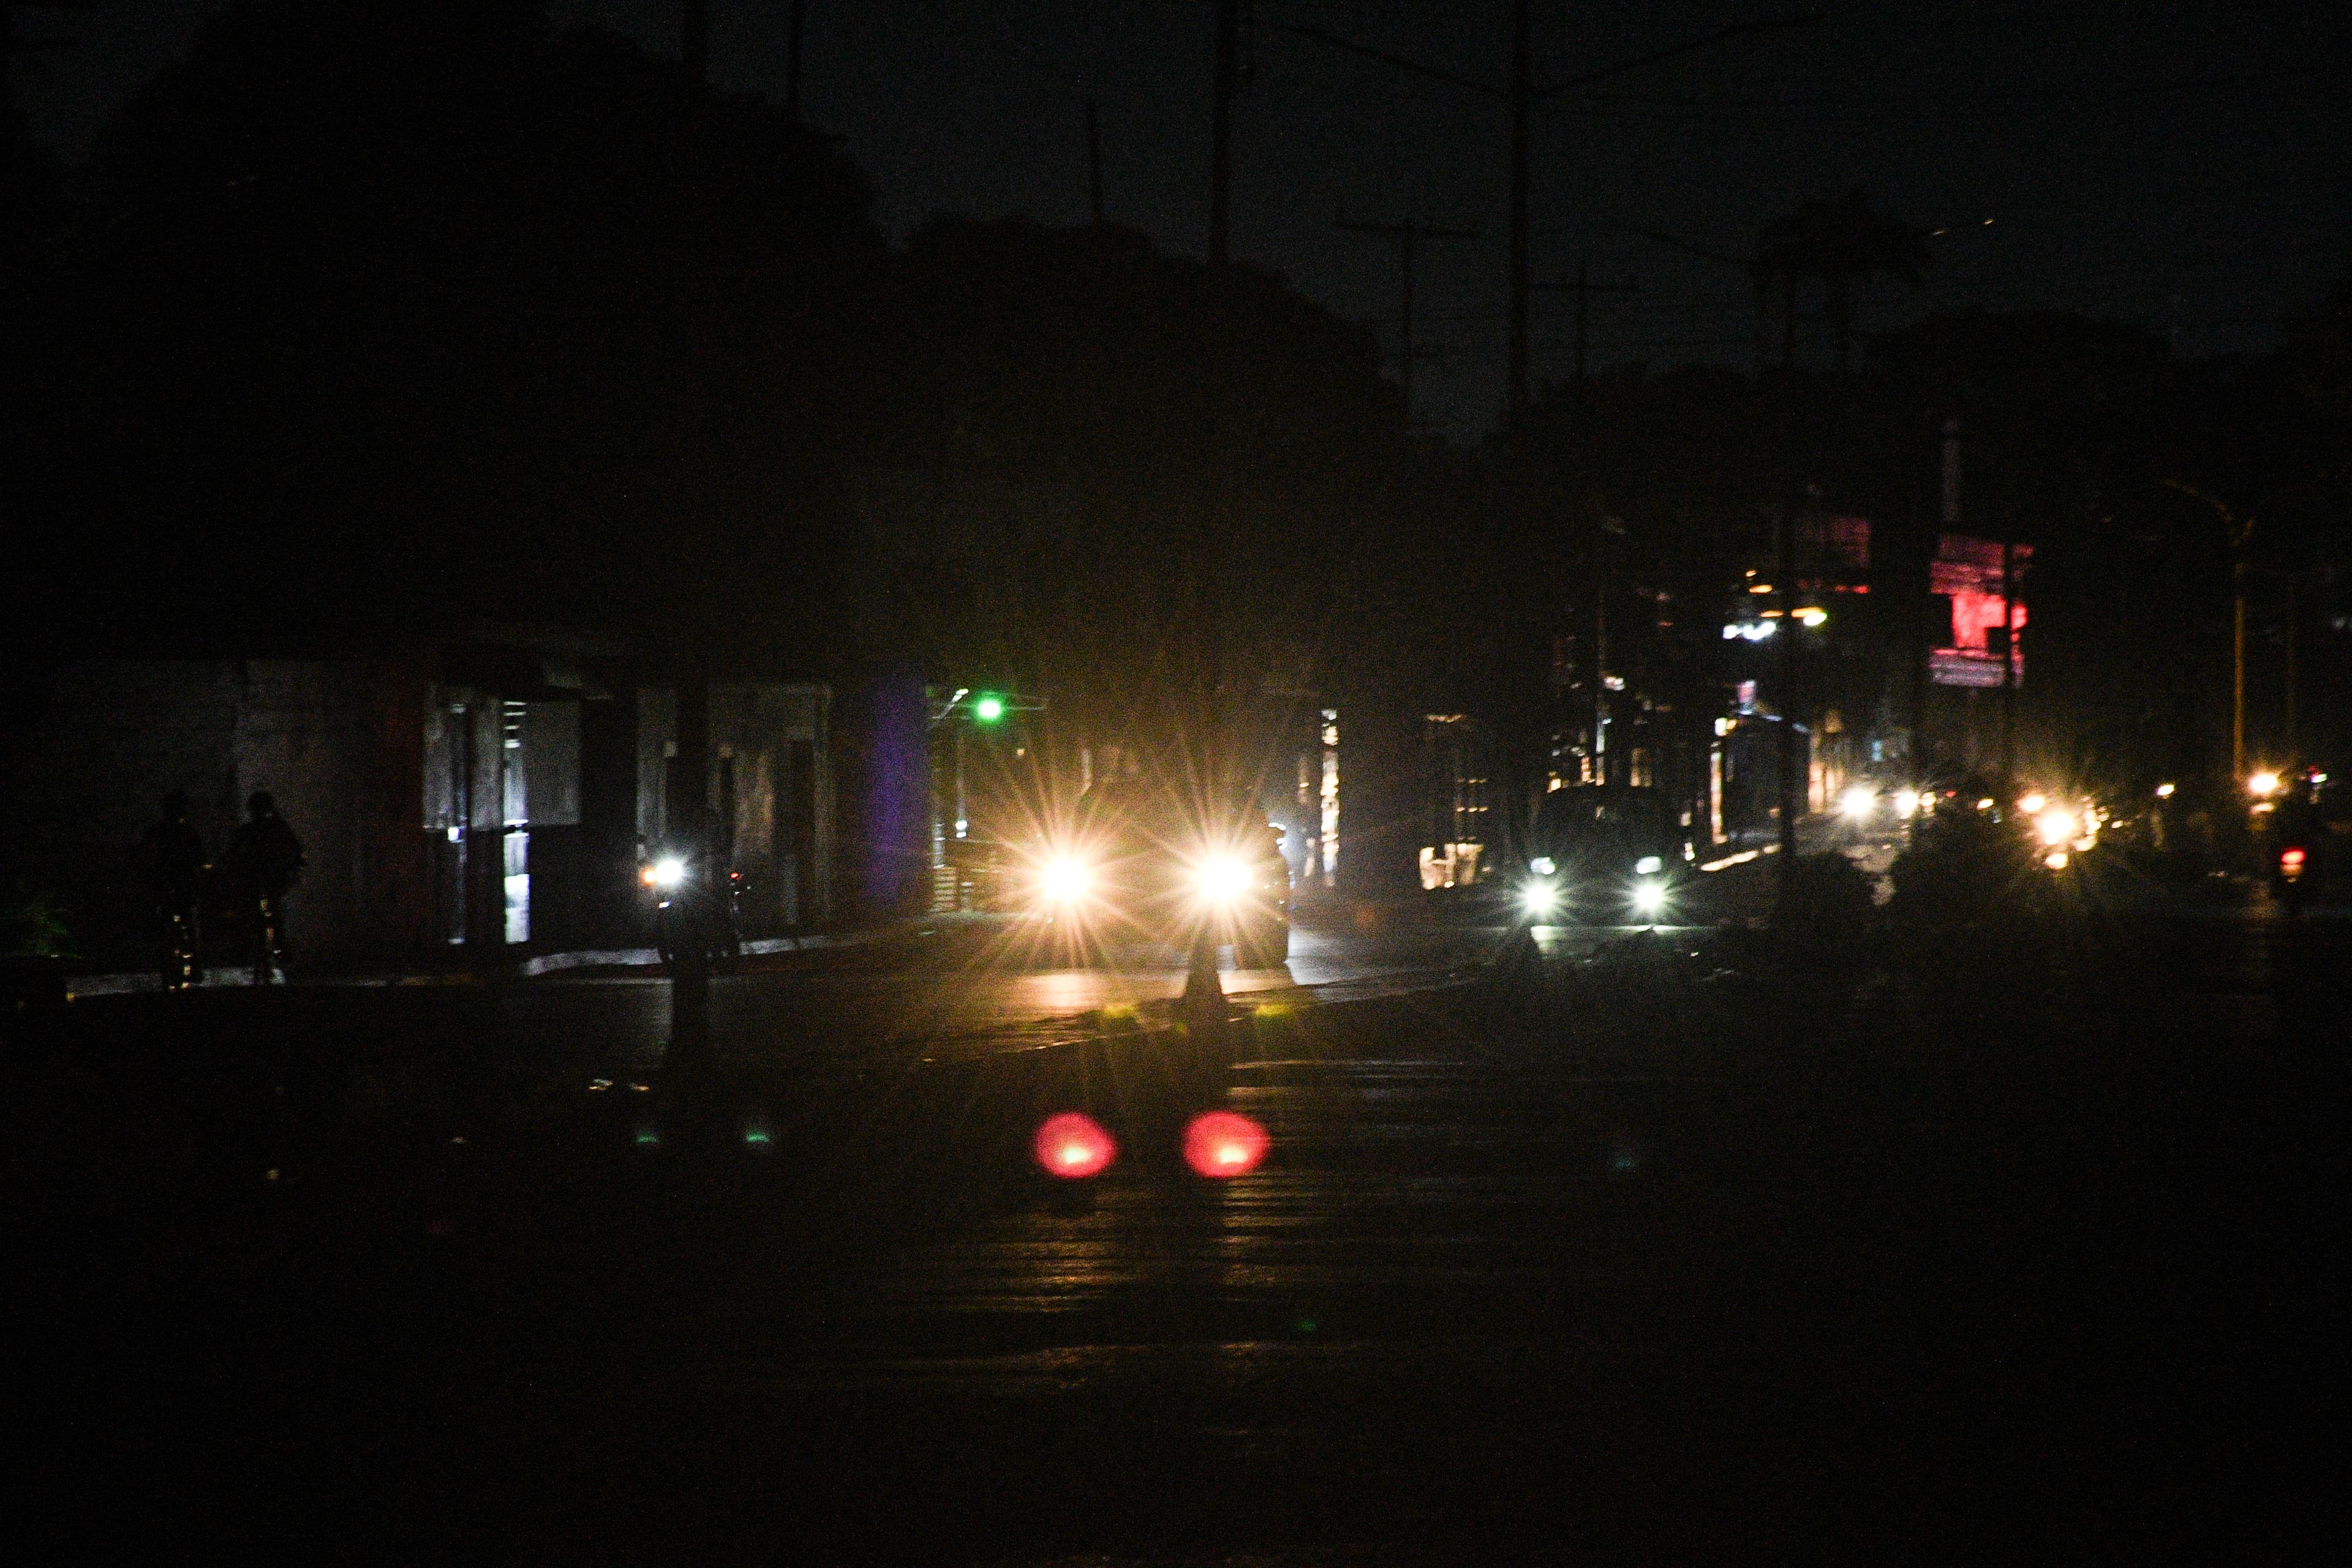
top-left (2282, 848), bottom-right (2307, 869)
top-left (1033, 1112), bottom-right (1117, 1178)
top-left (1182, 1110), bottom-right (1270, 1178)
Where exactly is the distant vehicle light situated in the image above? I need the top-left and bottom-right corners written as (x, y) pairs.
top-left (1839, 786), bottom-right (1875, 819)
top-left (2249, 771), bottom-right (2282, 798)
top-left (2035, 809), bottom-right (2079, 846)
top-left (1183, 1110), bottom-right (1269, 1178)
top-left (1528, 856), bottom-right (1556, 876)
top-left (648, 856), bottom-right (687, 891)
top-left (2155, 782), bottom-right (2177, 799)
top-left (1038, 854), bottom-right (1093, 903)
top-left (1796, 606), bottom-right (1828, 628)
top-left (2044, 850), bottom-right (2070, 870)
top-left (2281, 847), bottom-right (2307, 868)
top-left (1521, 881), bottom-right (1561, 918)
top-left (1975, 797), bottom-right (1996, 812)
top-left (1893, 788), bottom-right (1922, 818)
top-left (1631, 880), bottom-right (1666, 917)
top-left (1033, 1112), bottom-right (1116, 1178)
top-left (1193, 855), bottom-right (1253, 903)
top-left (2018, 792), bottom-right (2048, 815)
top-left (1634, 855), bottom-right (1664, 876)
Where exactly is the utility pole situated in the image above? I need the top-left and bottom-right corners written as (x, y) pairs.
top-left (2285, 576), bottom-right (2297, 763)
top-left (1506, 0), bottom-right (1531, 428)
top-left (2233, 552), bottom-right (2247, 783)
top-left (1085, 97), bottom-right (1106, 225)
top-left (1999, 537), bottom-right (2016, 783)
top-left (1266, 11), bottom-right (1817, 432)
top-left (1209, 0), bottom-right (1244, 266)
top-left (680, 0), bottom-right (709, 87)
top-left (665, 673), bottom-right (715, 1070)
top-left (1533, 251), bottom-right (1638, 432)
top-left (1335, 213), bottom-right (1479, 420)
top-left (666, 0), bottom-right (716, 1074)
top-left (2163, 480), bottom-right (2250, 786)
top-left (1776, 501), bottom-right (1801, 895)
top-left (785, 0), bottom-right (807, 124)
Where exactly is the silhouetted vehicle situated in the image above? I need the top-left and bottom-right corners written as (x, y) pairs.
top-left (138, 790), bottom-right (209, 989)
top-left (1521, 785), bottom-right (1687, 923)
top-left (2269, 771), bottom-right (2344, 916)
top-left (639, 847), bottom-right (744, 973)
top-left (224, 791), bottom-right (305, 984)
top-left (1024, 780), bottom-right (1291, 968)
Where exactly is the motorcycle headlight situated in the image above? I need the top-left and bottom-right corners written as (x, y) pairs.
top-left (1038, 854), bottom-right (1094, 903)
top-left (1521, 880), bottom-right (1561, 918)
top-left (647, 856), bottom-right (687, 892)
top-left (1631, 879), bottom-right (1667, 917)
top-left (2035, 808), bottom-right (2079, 847)
top-left (1194, 854), bottom-right (1253, 905)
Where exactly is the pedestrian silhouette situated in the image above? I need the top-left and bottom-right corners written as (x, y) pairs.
top-left (138, 790), bottom-right (209, 988)
top-left (226, 790), bottom-right (305, 982)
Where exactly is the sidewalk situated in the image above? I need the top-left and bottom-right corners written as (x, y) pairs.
top-left (64, 925), bottom-right (900, 998)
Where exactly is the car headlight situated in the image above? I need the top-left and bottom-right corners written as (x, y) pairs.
top-left (1528, 856), bottom-right (1556, 876)
top-left (1634, 855), bottom-right (1664, 876)
top-left (1839, 786), bottom-right (1876, 819)
top-left (1892, 788), bottom-right (1921, 818)
top-left (2035, 808), bottom-right (2079, 847)
top-left (1193, 854), bottom-right (1253, 904)
top-left (1630, 879), bottom-right (1667, 916)
top-left (1038, 854), bottom-right (1093, 903)
top-left (646, 856), bottom-right (687, 891)
top-left (1521, 880), bottom-right (1560, 918)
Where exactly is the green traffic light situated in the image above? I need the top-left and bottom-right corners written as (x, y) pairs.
top-left (974, 695), bottom-right (1005, 722)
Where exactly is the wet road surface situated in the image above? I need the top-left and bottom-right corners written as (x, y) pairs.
top-left (15, 888), bottom-right (2343, 1562)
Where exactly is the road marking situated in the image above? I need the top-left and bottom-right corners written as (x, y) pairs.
top-left (1697, 844), bottom-right (1783, 873)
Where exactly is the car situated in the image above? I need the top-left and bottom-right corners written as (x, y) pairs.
top-left (1021, 778), bottom-right (1292, 967)
top-left (1520, 784), bottom-right (1687, 924)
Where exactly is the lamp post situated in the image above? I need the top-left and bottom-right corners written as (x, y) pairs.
top-left (2163, 481), bottom-right (2252, 786)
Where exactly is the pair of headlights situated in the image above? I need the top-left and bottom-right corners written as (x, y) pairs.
top-left (1521, 872), bottom-right (1668, 919)
top-left (1036, 852), bottom-right (1256, 906)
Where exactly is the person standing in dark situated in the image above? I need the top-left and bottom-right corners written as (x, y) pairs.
top-left (138, 790), bottom-right (209, 989)
top-left (226, 790), bottom-right (306, 983)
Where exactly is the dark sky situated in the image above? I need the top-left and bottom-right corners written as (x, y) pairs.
top-left (15, 1), bottom-right (2352, 437)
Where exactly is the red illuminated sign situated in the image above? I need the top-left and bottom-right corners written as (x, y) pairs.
top-left (1931, 534), bottom-right (2028, 688)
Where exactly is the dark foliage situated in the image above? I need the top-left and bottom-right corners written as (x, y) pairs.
top-left (1774, 850), bottom-right (1877, 949)
top-left (1887, 807), bottom-right (2045, 929)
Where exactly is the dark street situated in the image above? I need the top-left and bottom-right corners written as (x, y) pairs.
top-left (9, 4), bottom-right (2352, 1561)
top-left (13, 884), bottom-right (2343, 1562)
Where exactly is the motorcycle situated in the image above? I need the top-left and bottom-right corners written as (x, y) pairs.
top-left (641, 850), bottom-right (745, 973)
top-left (2274, 841), bottom-right (2313, 916)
